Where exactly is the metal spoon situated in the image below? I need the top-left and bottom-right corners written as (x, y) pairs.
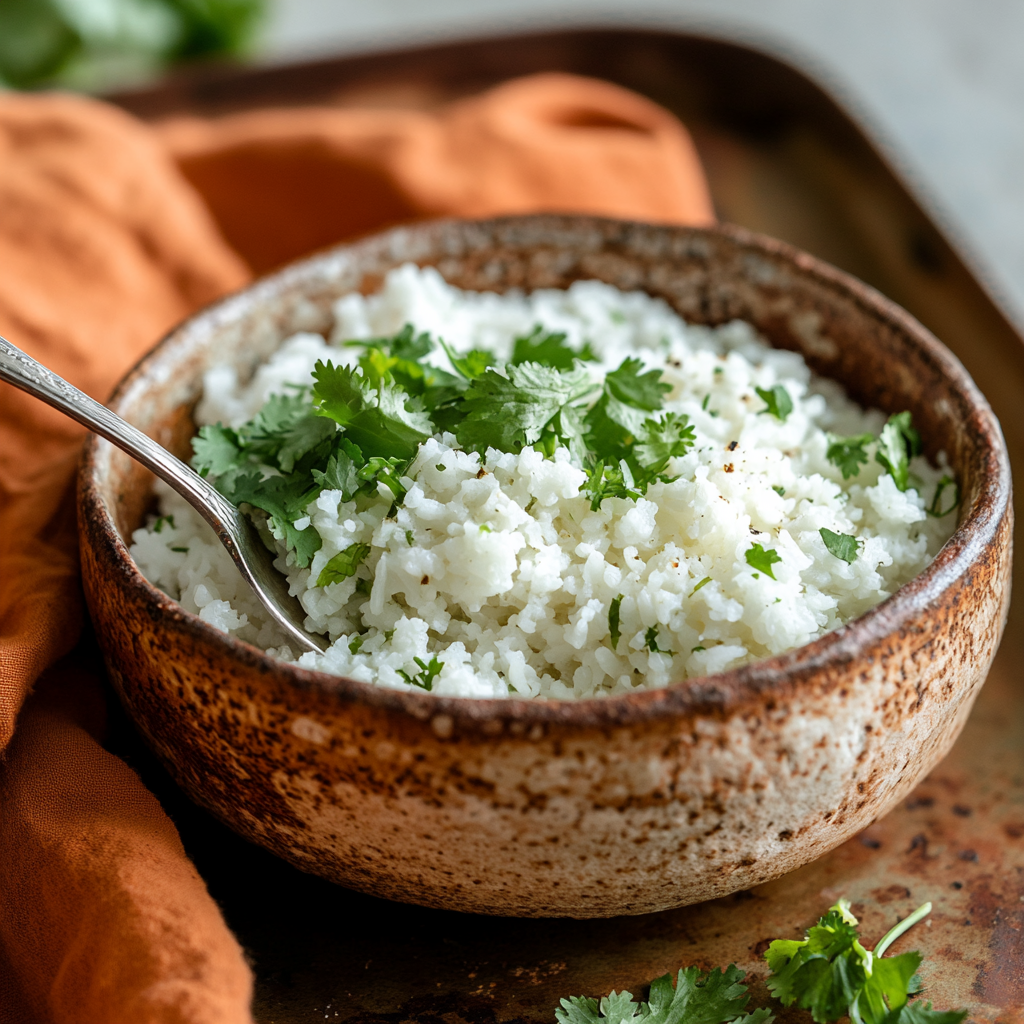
top-left (0, 333), bottom-right (328, 654)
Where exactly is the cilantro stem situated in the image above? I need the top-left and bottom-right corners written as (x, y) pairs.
top-left (873, 901), bottom-right (932, 957)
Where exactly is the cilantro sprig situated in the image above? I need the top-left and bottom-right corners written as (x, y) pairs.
top-left (556, 966), bottom-right (772, 1024)
top-left (556, 899), bottom-right (965, 1024)
top-left (765, 899), bottom-right (965, 1024)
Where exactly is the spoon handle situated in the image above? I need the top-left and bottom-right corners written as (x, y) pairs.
top-left (0, 333), bottom-right (327, 653)
top-left (0, 333), bottom-right (240, 531)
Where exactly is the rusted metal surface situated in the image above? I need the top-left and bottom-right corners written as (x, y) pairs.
top-left (101, 28), bottom-right (1024, 1023)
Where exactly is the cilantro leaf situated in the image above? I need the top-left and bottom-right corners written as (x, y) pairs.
top-left (398, 655), bottom-right (444, 691)
top-left (312, 360), bottom-right (432, 461)
top-left (605, 357), bottom-right (671, 411)
top-left (311, 447), bottom-right (362, 500)
top-left (634, 412), bottom-right (696, 470)
top-left (511, 325), bottom-right (597, 369)
top-left (875, 412), bottom-right (921, 492)
top-left (192, 423), bottom-right (243, 477)
top-left (152, 515), bottom-right (175, 533)
top-left (820, 528), bottom-right (859, 564)
top-left (827, 432), bottom-right (874, 479)
top-left (556, 966), bottom-right (771, 1024)
top-left (644, 626), bottom-right (673, 655)
top-left (756, 385), bottom-right (794, 422)
top-left (583, 458), bottom-right (643, 511)
top-left (440, 337), bottom-right (498, 381)
top-left (608, 594), bottom-right (623, 650)
top-left (746, 543), bottom-right (782, 579)
top-left (926, 475), bottom-right (959, 518)
top-left (224, 471), bottom-right (323, 567)
top-left (456, 362), bottom-right (596, 455)
top-left (316, 542), bottom-right (371, 587)
top-left (885, 1003), bottom-right (968, 1024)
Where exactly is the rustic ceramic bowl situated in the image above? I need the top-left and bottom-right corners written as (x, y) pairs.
top-left (79, 216), bottom-right (1011, 918)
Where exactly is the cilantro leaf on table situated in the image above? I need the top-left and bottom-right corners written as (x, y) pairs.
top-left (555, 965), bottom-right (772, 1024)
top-left (765, 899), bottom-right (965, 1024)
top-left (316, 542), bottom-right (371, 587)
top-left (312, 360), bottom-right (433, 461)
top-left (875, 412), bottom-right (922, 492)
top-left (820, 527), bottom-right (859, 564)
top-left (511, 325), bottom-right (597, 369)
top-left (455, 362), bottom-right (596, 456)
top-left (826, 432), bottom-right (875, 479)
top-left (745, 543), bottom-right (782, 579)
top-left (756, 385), bottom-right (794, 422)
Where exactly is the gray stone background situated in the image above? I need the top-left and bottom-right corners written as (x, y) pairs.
top-left (258, 0), bottom-right (1024, 332)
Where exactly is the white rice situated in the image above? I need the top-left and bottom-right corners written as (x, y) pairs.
top-left (131, 265), bottom-right (957, 699)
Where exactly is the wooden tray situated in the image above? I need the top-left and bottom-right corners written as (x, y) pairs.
top-left (106, 29), bottom-right (1024, 1023)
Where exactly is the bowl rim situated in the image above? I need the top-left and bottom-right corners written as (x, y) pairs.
top-left (78, 214), bottom-right (1012, 728)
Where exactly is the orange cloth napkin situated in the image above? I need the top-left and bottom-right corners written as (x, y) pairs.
top-left (0, 72), bottom-right (713, 1023)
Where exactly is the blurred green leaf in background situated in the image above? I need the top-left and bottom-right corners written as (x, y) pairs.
top-left (0, 0), bottom-right (266, 91)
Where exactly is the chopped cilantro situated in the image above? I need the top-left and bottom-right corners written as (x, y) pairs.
top-left (819, 528), bottom-right (859, 564)
top-left (702, 394), bottom-right (710, 411)
top-left (170, 546), bottom-right (189, 553)
top-left (755, 385), bottom-right (793, 422)
top-left (691, 645), bottom-right (706, 653)
top-left (605, 357), bottom-right (672, 411)
top-left (644, 626), bottom-right (673, 655)
top-left (826, 432), bottom-right (874, 479)
top-left (772, 485), bottom-right (785, 497)
top-left (690, 576), bottom-right (712, 596)
top-left (511, 325), bottom-right (596, 369)
top-left (406, 529), bottom-right (415, 546)
top-left (152, 515), bottom-right (175, 533)
top-left (875, 411), bottom-right (921, 492)
top-left (746, 543), bottom-right (782, 580)
top-left (478, 523), bottom-right (492, 533)
top-left (348, 635), bottom-right (364, 654)
top-left (608, 595), bottom-right (623, 650)
top-left (398, 655), bottom-right (444, 691)
top-left (927, 475), bottom-right (959, 517)
top-left (556, 965), bottom-right (772, 1024)
top-left (765, 899), bottom-right (964, 1024)
top-left (315, 543), bottom-right (371, 588)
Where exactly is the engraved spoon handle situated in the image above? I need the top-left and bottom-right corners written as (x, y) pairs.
top-left (0, 333), bottom-right (326, 654)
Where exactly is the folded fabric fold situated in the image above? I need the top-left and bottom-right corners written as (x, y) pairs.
top-left (0, 72), bottom-right (713, 1024)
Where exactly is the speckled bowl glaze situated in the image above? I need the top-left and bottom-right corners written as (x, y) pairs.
top-left (79, 216), bottom-right (1012, 918)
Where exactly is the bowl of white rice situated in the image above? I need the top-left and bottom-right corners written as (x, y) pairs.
top-left (79, 215), bottom-right (1011, 917)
